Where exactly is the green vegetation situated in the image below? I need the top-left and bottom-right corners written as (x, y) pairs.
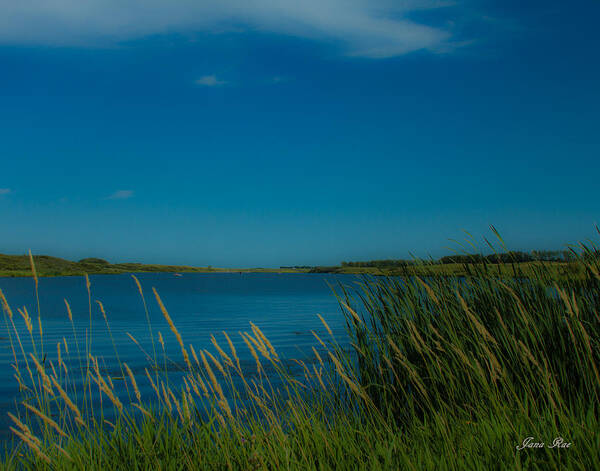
top-left (318, 244), bottom-right (585, 278)
top-left (341, 249), bottom-right (575, 267)
top-left (0, 249), bottom-right (585, 280)
top-left (314, 260), bottom-right (584, 279)
top-left (0, 253), bottom-right (310, 277)
top-left (77, 258), bottom-right (110, 265)
top-left (0, 234), bottom-right (599, 469)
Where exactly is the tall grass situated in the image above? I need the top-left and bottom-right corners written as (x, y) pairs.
top-left (0, 235), bottom-right (599, 470)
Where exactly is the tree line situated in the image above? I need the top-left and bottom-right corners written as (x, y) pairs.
top-left (341, 250), bottom-right (577, 268)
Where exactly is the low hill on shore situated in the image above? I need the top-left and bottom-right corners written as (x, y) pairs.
top-left (0, 253), bottom-right (245, 277)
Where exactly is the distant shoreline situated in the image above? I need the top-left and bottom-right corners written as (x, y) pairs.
top-left (0, 268), bottom-right (312, 278)
top-left (0, 253), bottom-right (579, 279)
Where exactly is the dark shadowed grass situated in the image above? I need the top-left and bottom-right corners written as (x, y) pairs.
top-left (1, 233), bottom-right (599, 470)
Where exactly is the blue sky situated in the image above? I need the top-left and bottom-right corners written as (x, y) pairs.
top-left (1, 0), bottom-right (599, 267)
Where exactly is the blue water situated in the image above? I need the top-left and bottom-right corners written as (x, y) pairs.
top-left (0, 273), bottom-right (358, 440)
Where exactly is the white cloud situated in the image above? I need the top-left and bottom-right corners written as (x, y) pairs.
top-left (107, 190), bottom-right (134, 200)
top-left (0, 188), bottom-right (11, 195)
top-left (196, 75), bottom-right (227, 86)
top-left (0, 1), bottom-right (455, 58)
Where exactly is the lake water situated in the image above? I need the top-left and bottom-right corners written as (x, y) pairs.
top-left (0, 273), bottom-right (358, 441)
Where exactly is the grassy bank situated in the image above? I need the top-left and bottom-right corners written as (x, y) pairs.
top-left (0, 237), bottom-right (599, 469)
top-left (0, 253), bottom-right (310, 277)
top-left (311, 259), bottom-right (582, 279)
top-left (0, 252), bottom-right (579, 279)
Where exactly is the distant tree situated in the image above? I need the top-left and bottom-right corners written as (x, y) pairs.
top-left (78, 258), bottom-right (110, 265)
top-left (337, 259), bottom-right (413, 268)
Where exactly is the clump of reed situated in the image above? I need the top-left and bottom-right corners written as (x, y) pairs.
top-left (0, 232), bottom-right (599, 470)
top-left (335, 233), bottom-right (600, 469)
top-left (0, 265), bottom-right (382, 470)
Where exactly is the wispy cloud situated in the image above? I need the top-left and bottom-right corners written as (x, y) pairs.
top-left (0, 188), bottom-right (11, 195)
top-left (0, 1), bottom-right (457, 58)
top-left (195, 75), bottom-right (228, 87)
top-left (107, 190), bottom-right (134, 200)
